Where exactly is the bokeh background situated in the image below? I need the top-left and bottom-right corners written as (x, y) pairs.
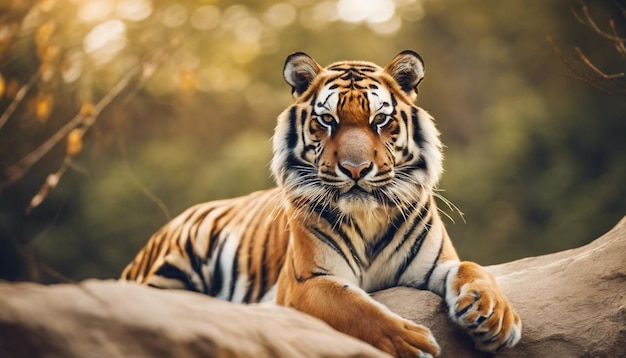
top-left (1, 0), bottom-right (625, 283)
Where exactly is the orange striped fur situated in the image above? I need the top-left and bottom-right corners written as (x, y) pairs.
top-left (121, 51), bottom-right (521, 357)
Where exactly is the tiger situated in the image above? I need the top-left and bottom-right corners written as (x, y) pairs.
top-left (121, 50), bottom-right (522, 357)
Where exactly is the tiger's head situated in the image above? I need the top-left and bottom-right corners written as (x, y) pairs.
top-left (271, 51), bottom-right (443, 218)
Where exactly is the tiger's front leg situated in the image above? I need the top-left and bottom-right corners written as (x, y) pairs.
top-left (445, 261), bottom-right (522, 352)
top-left (277, 267), bottom-right (440, 358)
top-left (276, 224), bottom-right (440, 358)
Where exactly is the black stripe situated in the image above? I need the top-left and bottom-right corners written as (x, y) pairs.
top-left (369, 173), bottom-right (392, 183)
top-left (227, 241), bottom-right (240, 301)
top-left (400, 110), bottom-right (410, 148)
top-left (301, 92), bottom-right (317, 108)
top-left (320, 92), bottom-right (335, 107)
top-left (310, 227), bottom-right (357, 276)
top-left (313, 207), bottom-right (361, 268)
top-left (366, 212), bottom-right (405, 260)
top-left (328, 64), bottom-right (378, 71)
top-left (360, 94), bottom-right (369, 111)
top-left (334, 223), bottom-right (365, 270)
top-left (392, 201), bottom-right (430, 253)
top-left (300, 109), bottom-right (308, 156)
top-left (207, 232), bottom-right (221, 262)
top-left (352, 222), bottom-right (364, 241)
top-left (416, 155), bottom-right (427, 170)
top-left (324, 75), bottom-right (344, 85)
top-left (411, 107), bottom-right (425, 149)
top-left (153, 263), bottom-right (196, 291)
top-left (285, 152), bottom-right (304, 168)
top-left (240, 210), bottom-right (264, 302)
top-left (185, 239), bottom-right (208, 293)
top-left (398, 161), bottom-right (427, 176)
top-left (417, 238), bottom-right (443, 291)
top-left (258, 230), bottom-right (270, 301)
top-left (145, 233), bottom-right (165, 271)
top-left (338, 94), bottom-right (347, 109)
top-left (206, 207), bottom-right (234, 259)
top-left (394, 218), bottom-right (432, 284)
top-left (242, 272), bottom-right (255, 304)
top-left (312, 205), bottom-right (340, 227)
top-left (286, 106), bottom-right (298, 150)
top-left (442, 267), bottom-right (449, 299)
top-left (209, 239), bottom-right (226, 297)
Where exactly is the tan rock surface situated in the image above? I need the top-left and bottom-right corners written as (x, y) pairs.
top-left (1, 216), bottom-right (624, 357)
top-left (0, 280), bottom-right (388, 358)
top-left (374, 215), bottom-right (626, 357)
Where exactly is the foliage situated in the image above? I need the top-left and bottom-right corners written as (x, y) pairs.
top-left (0, 0), bottom-right (624, 281)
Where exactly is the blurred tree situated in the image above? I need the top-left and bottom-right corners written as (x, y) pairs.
top-left (0, 0), bottom-right (624, 282)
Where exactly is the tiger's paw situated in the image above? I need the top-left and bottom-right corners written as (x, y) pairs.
top-left (446, 261), bottom-right (522, 352)
top-left (372, 319), bottom-right (441, 358)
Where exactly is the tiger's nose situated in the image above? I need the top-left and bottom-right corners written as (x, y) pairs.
top-left (339, 161), bottom-right (373, 180)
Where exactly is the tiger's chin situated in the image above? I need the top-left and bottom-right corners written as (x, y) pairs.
top-left (336, 189), bottom-right (381, 216)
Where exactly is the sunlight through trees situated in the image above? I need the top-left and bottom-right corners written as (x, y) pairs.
top-left (0, 0), bottom-right (624, 282)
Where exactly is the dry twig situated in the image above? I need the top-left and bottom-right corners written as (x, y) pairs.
top-left (2, 36), bottom-right (183, 212)
top-left (0, 72), bottom-right (40, 132)
top-left (548, 1), bottom-right (626, 96)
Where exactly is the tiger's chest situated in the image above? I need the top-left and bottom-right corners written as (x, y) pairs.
top-left (304, 202), bottom-right (443, 294)
top-left (306, 215), bottom-right (437, 293)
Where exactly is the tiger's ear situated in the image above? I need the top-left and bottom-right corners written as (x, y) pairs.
top-left (283, 52), bottom-right (323, 98)
top-left (384, 50), bottom-right (425, 99)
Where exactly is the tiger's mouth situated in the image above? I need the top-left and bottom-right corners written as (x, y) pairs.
top-left (340, 186), bottom-right (372, 200)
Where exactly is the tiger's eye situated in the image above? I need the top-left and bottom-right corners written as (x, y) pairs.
top-left (319, 114), bottom-right (335, 125)
top-left (373, 113), bottom-right (391, 128)
top-left (316, 114), bottom-right (336, 128)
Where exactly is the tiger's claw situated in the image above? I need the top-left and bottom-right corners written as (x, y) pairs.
top-left (446, 262), bottom-right (522, 352)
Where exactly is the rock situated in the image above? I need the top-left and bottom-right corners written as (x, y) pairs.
top-left (0, 280), bottom-right (388, 358)
top-left (374, 215), bottom-right (626, 357)
top-left (0, 216), bottom-right (625, 358)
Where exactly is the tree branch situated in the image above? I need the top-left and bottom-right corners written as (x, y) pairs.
top-left (0, 72), bottom-right (40, 132)
top-left (572, 1), bottom-right (626, 42)
top-left (548, 1), bottom-right (626, 96)
top-left (1, 64), bottom-right (142, 190)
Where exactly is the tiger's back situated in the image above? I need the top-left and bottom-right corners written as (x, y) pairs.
top-left (121, 187), bottom-right (289, 303)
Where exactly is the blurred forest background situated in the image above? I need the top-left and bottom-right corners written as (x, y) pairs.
top-left (0, 0), bottom-right (624, 283)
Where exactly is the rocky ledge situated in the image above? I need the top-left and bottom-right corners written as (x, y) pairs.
top-left (1, 216), bottom-right (625, 357)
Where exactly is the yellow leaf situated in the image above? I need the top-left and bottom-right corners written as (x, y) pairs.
top-left (35, 20), bottom-right (55, 46)
top-left (38, 43), bottom-right (59, 64)
top-left (176, 67), bottom-right (197, 93)
top-left (67, 128), bottom-right (84, 156)
top-left (79, 101), bottom-right (94, 116)
top-left (35, 92), bottom-right (54, 121)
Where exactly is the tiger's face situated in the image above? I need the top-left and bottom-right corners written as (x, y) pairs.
top-left (272, 51), bottom-right (442, 218)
